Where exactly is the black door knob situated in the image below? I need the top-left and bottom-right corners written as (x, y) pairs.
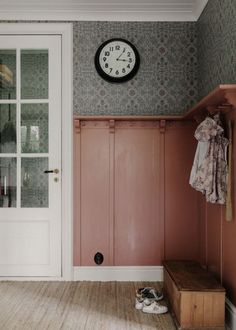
top-left (94, 252), bottom-right (104, 265)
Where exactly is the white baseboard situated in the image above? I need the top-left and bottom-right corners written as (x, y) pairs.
top-left (73, 266), bottom-right (163, 282)
top-left (226, 298), bottom-right (236, 330)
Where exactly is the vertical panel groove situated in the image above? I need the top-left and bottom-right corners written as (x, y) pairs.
top-left (205, 202), bottom-right (208, 268)
top-left (79, 126), bottom-right (81, 266)
top-left (109, 124), bottom-right (115, 265)
top-left (220, 205), bottom-right (223, 285)
top-left (160, 124), bottom-right (166, 261)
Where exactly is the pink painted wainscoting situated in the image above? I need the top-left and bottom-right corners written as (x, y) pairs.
top-left (73, 118), bottom-right (200, 267)
top-left (74, 120), bottom-right (112, 266)
top-left (114, 121), bottom-right (161, 265)
top-left (198, 108), bottom-right (236, 306)
top-left (164, 121), bottom-right (200, 261)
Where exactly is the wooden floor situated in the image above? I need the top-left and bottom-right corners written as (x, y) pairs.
top-left (0, 281), bottom-right (176, 330)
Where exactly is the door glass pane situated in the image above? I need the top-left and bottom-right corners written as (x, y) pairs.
top-left (0, 157), bottom-right (16, 208)
top-left (21, 49), bottom-right (48, 99)
top-left (0, 50), bottom-right (16, 100)
top-left (0, 104), bottom-right (16, 153)
top-left (21, 157), bottom-right (48, 208)
top-left (21, 104), bottom-right (48, 153)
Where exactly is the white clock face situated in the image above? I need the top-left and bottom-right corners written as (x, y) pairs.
top-left (99, 40), bottom-right (136, 78)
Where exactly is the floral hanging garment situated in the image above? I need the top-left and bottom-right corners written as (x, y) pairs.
top-left (189, 115), bottom-right (228, 204)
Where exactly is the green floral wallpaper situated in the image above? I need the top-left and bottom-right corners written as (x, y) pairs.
top-left (197, 0), bottom-right (236, 99)
top-left (73, 22), bottom-right (198, 116)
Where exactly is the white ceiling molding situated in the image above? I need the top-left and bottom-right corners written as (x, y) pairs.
top-left (193, 0), bottom-right (209, 19)
top-left (0, 0), bottom-right (209, 22)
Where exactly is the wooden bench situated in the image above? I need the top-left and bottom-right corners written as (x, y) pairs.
top-left (163, 260), bottom-right (225, 329)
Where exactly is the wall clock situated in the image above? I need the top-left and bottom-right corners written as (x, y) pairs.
top-left (94, 38), bottom-right (140, 83)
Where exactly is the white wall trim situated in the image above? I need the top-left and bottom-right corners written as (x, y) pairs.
top-left (74, 266), bottom-right (163, 282)
top-left (0, 11), bottom-right (196, 22)
top-left (0, 23), bottom-right (72, 35)
top-left (0, 23), bottom-right (73, 281)
top-left (226, 298), bottom-right (236, 330)
top-left (0, 1), bottom-right (209, 22)
top-left (0, 276), bottom-right (67, 281)
top-left (60, 23), bottom-right (74, 281)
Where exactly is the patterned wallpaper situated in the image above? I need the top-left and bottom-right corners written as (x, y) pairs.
top-left (2, 1), bottom-right (235, 116)
top-left (73, 22), bottom-right (198, 116)
top-left (198, 0), bottom-right (236, 99)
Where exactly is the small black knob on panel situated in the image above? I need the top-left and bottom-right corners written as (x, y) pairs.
top-left (94, 252), bottom-right (104, 265)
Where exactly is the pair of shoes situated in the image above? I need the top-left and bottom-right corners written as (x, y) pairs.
top-left (136, 287), bottom-right (163, 303)
top-left (135, 287), bottom-right (167, 314)
top-left (142, 301), bottom-right (168, 314)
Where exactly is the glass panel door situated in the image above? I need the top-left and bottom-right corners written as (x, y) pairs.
top-left (0, 35), bottom-right (61, 276)
top-left (0, 49), bottom-right (50, 208)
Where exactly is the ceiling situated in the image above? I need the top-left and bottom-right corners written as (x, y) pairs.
top-left (0, 0), bottom-right (209, 21)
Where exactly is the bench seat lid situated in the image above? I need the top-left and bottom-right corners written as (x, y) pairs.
top-left (163, 260), bottom-right (225, 292)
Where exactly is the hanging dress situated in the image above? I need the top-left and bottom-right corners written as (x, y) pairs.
top-left (189, 116), bottom-right (228, 204)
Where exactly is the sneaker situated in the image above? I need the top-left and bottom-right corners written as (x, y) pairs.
top-left (142, 301), bottom-right (168, 314)
top-left (135, 297), bottom-right (151, 310)
top-left (136, 287), bottom-right (163, 302)
top-left (135, 298), bottom-right (144, 310)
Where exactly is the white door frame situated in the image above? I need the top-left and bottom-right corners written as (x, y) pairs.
top-left (0, 23), bottom-right (73, 281)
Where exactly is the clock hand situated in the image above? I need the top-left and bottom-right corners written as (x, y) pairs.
top-left (117, 59), bottom-right (130, 62)
top-left (116, 48), bottom-right (126, 60)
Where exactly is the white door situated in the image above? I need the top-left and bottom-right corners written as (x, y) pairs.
top-left (0, 35), bottom-right (61, 276)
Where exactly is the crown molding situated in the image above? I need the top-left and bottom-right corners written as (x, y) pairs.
top-left (0, 1), bottom-right (209, 22)
top-left (194, 0), bottom-right (209, 19)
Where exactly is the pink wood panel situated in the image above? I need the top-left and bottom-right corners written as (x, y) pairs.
top-left (159, 123), bottom-right (166, 262)
top-left (73, 119), bottom-right (81, 266)
top-left (222, 209), bottom-right (236, 304)
top-left (198, 109), bottom-right (236, 305)
top-left (222, 110), bottom-right (236, 304)
top-left (164, 121), bottom-right (200, 261)
top-left (198, 193), bottom-right (207, 266)
top-left (80, 124), bottom-right (111, 266)
top-left (114, 124), bottom-right (161, 265)
top-left (206, 203), bottom-right (222, 280)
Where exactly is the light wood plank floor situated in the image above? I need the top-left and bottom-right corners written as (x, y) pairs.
top-left (0, 281), bottom-right (176, 330)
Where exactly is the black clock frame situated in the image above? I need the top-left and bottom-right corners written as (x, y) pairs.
top-left (94, 38), bottom-right (140, 83)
